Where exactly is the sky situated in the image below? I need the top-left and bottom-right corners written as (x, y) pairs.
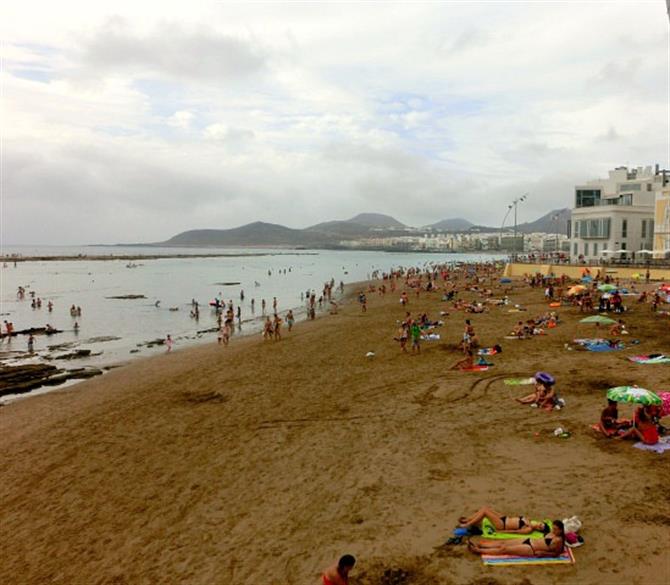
top-left (1, 0), bottom-right (668, 245)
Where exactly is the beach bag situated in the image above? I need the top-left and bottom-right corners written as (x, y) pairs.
top-left (563, 516), bottom-right (582, 533)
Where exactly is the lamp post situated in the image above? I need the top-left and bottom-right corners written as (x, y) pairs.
top-left (500, 204), bottom-right (513, 253)
top-left (512, 194), bottom-right (528, 261)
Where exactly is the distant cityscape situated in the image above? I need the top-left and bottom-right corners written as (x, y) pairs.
top-left (328, 164), bottom-right (670, 260)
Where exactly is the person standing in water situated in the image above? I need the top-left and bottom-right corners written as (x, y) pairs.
top-left (251, 298), bottom-right (255, 313)
top-left (165, 335), bottom-right (173, 352)
top-left (261, 299), bottom-right (266, 314)
top-left (27, 334), bottom-right (35, 353)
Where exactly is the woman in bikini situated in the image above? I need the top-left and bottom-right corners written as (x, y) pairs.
top-left (458, 506), bottom-right (550, 535)
top-left (468, 520), bottom-right (565, 557)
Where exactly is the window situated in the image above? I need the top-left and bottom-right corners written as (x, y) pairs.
top-left (576, 189), bottom-right (601, 208)
top-left (584, 243), bottom-right (589, 256)
top-left (618, 183), bottom-right (641, 192)
top-left (620, 194), bottom-right (633, 205)
top-left (573, 242), bottom-right (578, 255)
top-left (577, 217), bottom-right (610, 239)
top-left (641, 220), bottom-right (646, 239)
top-left (567, 220), bottom-right (571, 238)
top-left (622, 219), bottom-right (627, 238)
top-left (621, 242), bottom-right (627, 250)
top-left (593, 243), bottom-right (598, 256)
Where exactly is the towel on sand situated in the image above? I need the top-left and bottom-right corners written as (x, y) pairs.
top-left (481, 518), bottom-right (552, 540)
top-left (482, 547), bottom-right (575, 566)
top-left (634, 436), bottom-right (670, 454)
top-left (504, 378), bottom-right (535, 386)
top-left (628, 355), bottom-right (670, 364)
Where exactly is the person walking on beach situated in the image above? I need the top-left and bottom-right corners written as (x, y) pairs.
top-left (273, 314), bottom-right (282, 340)
top-left (410, 321), bottom-right (421, 354)
top-left (358, 292), bottom-right (367, 312)
top-left (165, 334), bottom-right (173, 352)
top-left (263, 317), bottom-right (273, 339)
top-left (286, 309), bottom-right (295, 332)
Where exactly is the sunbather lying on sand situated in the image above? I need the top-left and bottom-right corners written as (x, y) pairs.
top-left (458, 506), bottom-right (550, 534)
top-left (468, 521), bottom-right (565, 557)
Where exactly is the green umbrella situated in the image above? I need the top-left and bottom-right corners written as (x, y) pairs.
top-left (607, 386), bottom-right (661, 406)
top-left (597, 284), bottom-right (617, 292)
top-left (580, 315), bottom-right (617, 325)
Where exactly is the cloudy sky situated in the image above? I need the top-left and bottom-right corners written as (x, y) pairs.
top-left (2, 0), bottom-right (668, 244)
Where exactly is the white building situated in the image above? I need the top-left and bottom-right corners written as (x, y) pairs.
top-left (568, 166), bottom-right (664, 262)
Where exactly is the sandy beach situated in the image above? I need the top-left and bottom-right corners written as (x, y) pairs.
top-left (1, 277), bottom-right (668, 585)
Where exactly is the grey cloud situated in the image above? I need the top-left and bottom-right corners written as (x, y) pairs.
top-left (2, 143), bottom-right (252, 244)
top-left (75, 18), bottom-right (266, 81)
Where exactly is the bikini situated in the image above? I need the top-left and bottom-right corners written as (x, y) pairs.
top-left (523, 536), bottom-right (559, 556)
top-left (500, 516), bottom-right (526, 530)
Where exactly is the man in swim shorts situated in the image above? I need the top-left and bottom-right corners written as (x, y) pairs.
top-left (321, 555), bottom-right (355, 585)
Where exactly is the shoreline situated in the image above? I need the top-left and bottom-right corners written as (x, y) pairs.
top-left (1, 252), bottom-right (319, 263)
top-left (0, 284), bottom-right (359, 404)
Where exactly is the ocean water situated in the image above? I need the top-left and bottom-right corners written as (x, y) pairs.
top-left (0, 246), bottom-right (504, 400)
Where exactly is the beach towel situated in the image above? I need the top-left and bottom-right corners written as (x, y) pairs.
top-left (504, 378), bottom-right (535, 386)
top-left (477, 347), bottom-right (499, 355)
top-left (481, 518), bottom-right (552, 540)
top-left (584, 342), bottom-right (624, 352)
top-left (628, 355), bottom-right (670, 364)
top-left (421, 333), bottom-right (441, 341)
top-left (482, 548), bottom-right (575, 566)
top-left (633, 436), bottom-right (670, 454)
top-left (461, 365), bottom-right (490, 372)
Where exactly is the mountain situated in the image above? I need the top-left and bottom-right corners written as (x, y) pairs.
top-left (515, 208), bottom-right (570, 234)
top-left (163, 222), bottom-right (329, 247)
top-left (155, 209), bottom-right (569, 248)
top-left (305, 213), bottom-right (406, 239)
top-left (469, 208), bottom-right (571, 235)
top-left (427, 218), bottom-right (474, 231)
top-left (347, 213), bottom-right (406, 228)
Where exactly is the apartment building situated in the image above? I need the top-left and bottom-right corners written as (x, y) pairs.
top-left (568, 166), bottom-right (664, 262)
top-left (653, 180), bottom-right (670, 258)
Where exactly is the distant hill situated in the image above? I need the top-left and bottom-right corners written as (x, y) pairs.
top-left (428, 218), bottom-right (474, 231)
top-left (470, 208), bottom-right (571, 235)
top-left (164, 222), bottom-right (329, 247)
top-left (154, 209), bottom-right (570, 248)
top-left (347, 213), bottom-right (406, 228)
top-left (516, 208), bottom-right (570, 234)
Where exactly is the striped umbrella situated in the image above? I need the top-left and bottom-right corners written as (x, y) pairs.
top-left (606, 386), bottom-right (662, 406)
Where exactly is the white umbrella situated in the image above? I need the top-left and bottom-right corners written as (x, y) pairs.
top-left (637, 249), bottom-right (653, 255)
top-left (613, 249), bottom-right (629, 254)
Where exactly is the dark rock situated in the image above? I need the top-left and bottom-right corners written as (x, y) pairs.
top-left (104, 294), bottom-right (146, 300)
top-left (0, 363), bottom-right (103, 397)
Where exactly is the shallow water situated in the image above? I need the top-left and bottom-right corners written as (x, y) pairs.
top-left (0, 246), bottom-right (504, 401)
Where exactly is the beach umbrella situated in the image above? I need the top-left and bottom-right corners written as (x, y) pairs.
top-left (580, 315), bottom-right (617, 325)
top-left (581, 275), bottom-right (593, 283)
top-left (606, 386), bottom-right (662, 406)
top-left (637, 250), bottom-right (653, 255)
top-left (597, 284), bottom-right (617, 292)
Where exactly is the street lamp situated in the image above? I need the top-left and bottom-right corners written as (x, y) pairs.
top-left (512, 194), bottom-right (528, 261)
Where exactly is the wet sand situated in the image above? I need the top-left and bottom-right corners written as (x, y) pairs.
top-left (1, 279), bottom-right (668, 584)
